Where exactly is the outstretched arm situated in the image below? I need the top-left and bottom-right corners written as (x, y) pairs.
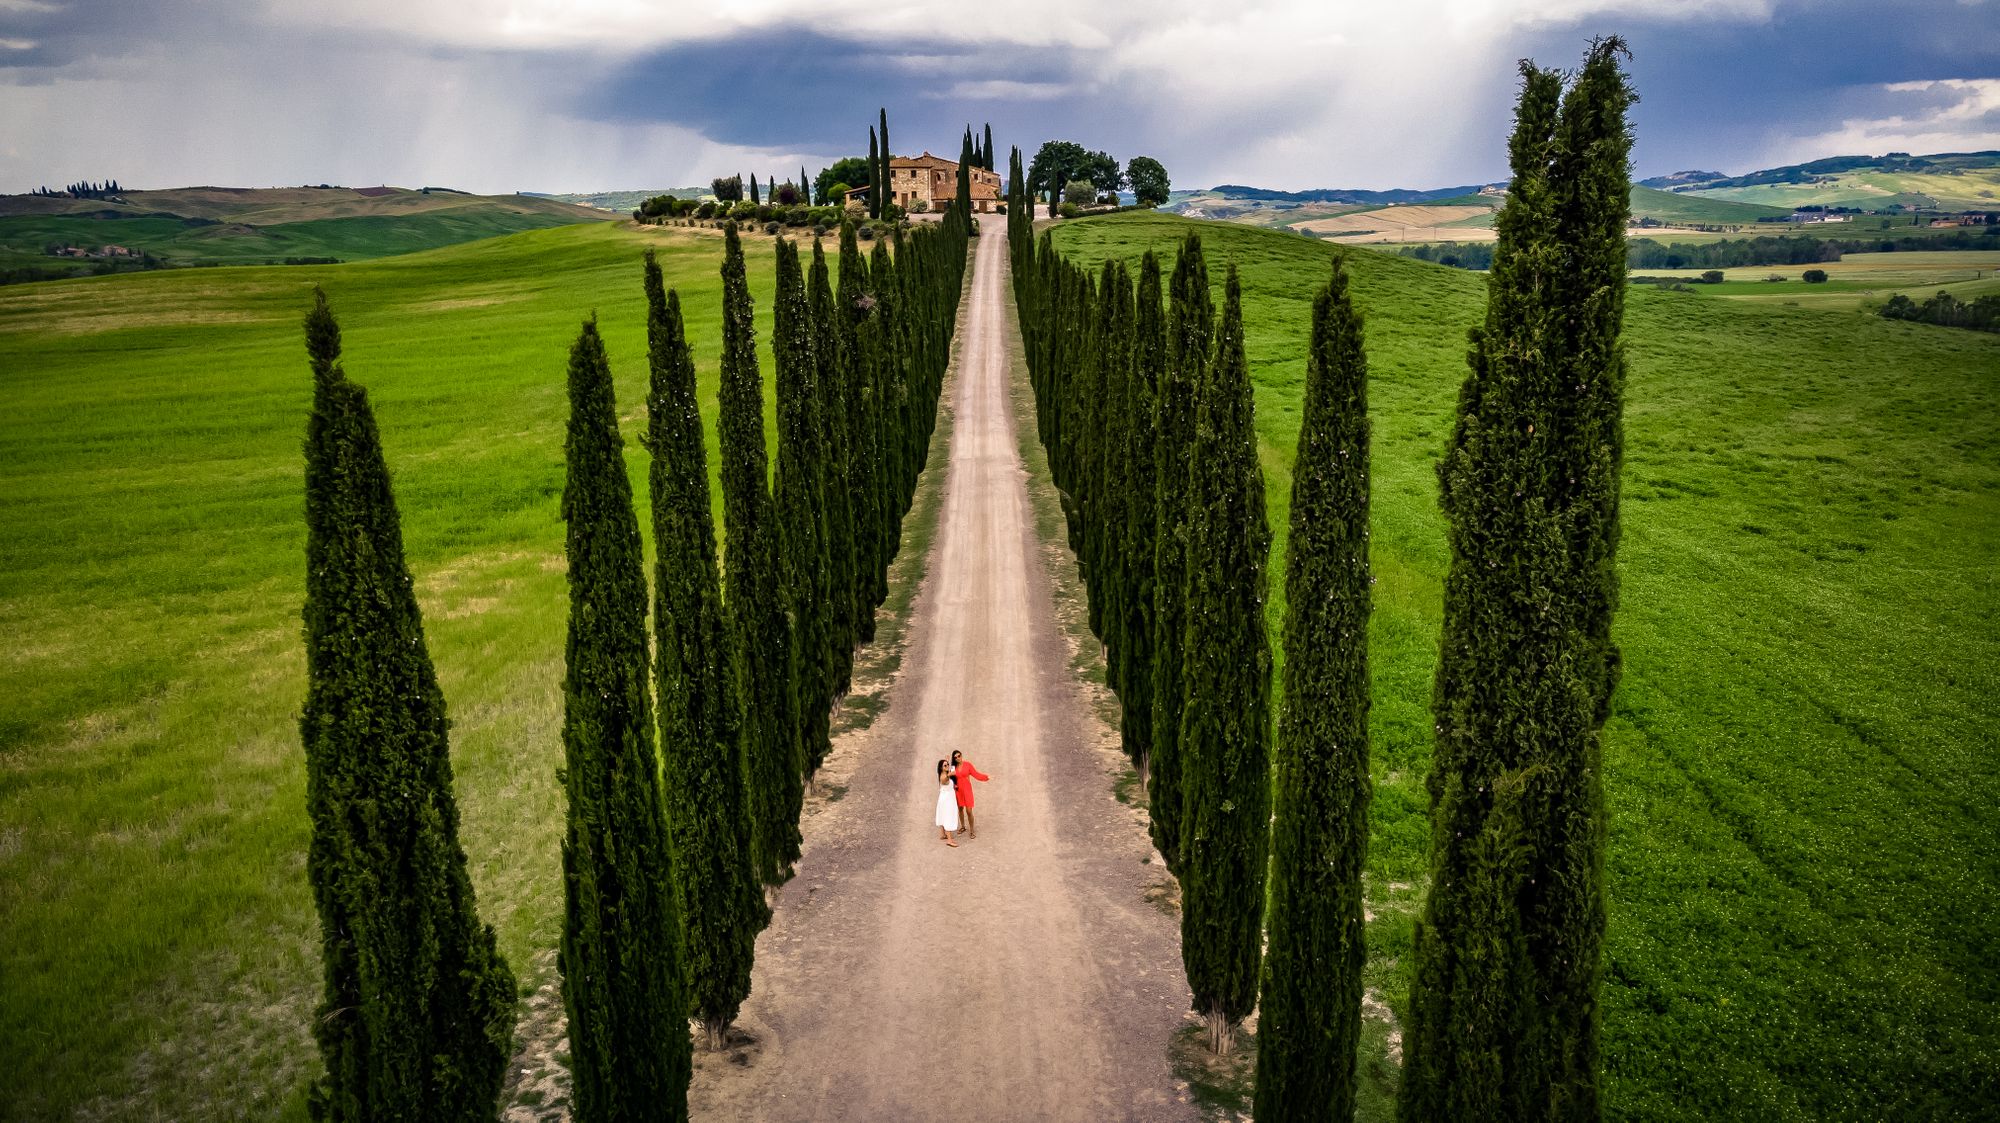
top-left (969, 764), bottom-right (990, 782)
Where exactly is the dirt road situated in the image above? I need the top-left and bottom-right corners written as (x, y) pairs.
top-left (688, 228), bottom-right (1194, 1121)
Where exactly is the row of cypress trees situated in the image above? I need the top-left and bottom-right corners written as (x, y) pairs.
top-left (1003, 35), bottom-right (1632, 1117)
top-left (297, 197), bottom-right (970, 1118)
top-left (1007, 146), bottom-right (1275, 1057)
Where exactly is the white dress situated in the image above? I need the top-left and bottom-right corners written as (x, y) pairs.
top-left (935, 782), bottom-right (960, 831)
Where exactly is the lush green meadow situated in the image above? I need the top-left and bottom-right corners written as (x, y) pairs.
top-left (0, 208), bottom-right (608, 280)
top-left (1048, 212), bottom-right (1999, 1120)
top-left (0, 221), bottom-right (800, 1118)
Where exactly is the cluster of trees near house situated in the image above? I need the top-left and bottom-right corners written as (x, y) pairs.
top-left (1881, 289), bottom-right (2000, 333)
top-left (1026, 140), bottom-right (1171, 213)
top-left (296, 156), bottom-right (979, 1119)
top-left (1011, 38), bottom-right (1635, 1118)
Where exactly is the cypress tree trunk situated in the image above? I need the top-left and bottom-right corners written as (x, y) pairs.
top-left (774, 238), bottom-right (836, 785)
top-left (643, 253), bottom-right (764, 1053)
top-left (718, 223), bottom-right (803, 890)
top-left (1402, 41), bottom-right (1631, 1120)
top-left (299, 289), bottom-right (515, 1123)
top-left (1176, 264), bottom-right (1271, 1058)
top-left (811, 240), bottom-right (859, 697)
top-left (557, 317), bottom-right (690, 1120)
top-left (1149, 232), bottom-right (1211, 875)
top-left (1121, 253), bottom-right (1164, 785)
top-left (1255, 257), bottom-right (1372, 1117)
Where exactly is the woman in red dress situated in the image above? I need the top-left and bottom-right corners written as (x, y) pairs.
top-left (949, 750), bottom-right (991, 839)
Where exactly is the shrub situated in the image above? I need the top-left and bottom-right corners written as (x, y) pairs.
top-left (696, 201), bottom-right (717, 219)
top-left (1699, 270), bottom-right (1725, 284)
top-left (1059, 202), bottom-right (1082, 218)
top-left (730, 200), bottom-right (757, 220)
top-left (1803, 269), bottom-right (1828, 283)
top-left (858, 226), bottom-right (875, 241)
top-left (910, 199), bottom-right (930, 214)
top-left (764, 222), bottom-right (781, 235)
top-left (996, 202), bottom-right (1008, 215)
top-left (1063, 180), bottom-right (1096, 207)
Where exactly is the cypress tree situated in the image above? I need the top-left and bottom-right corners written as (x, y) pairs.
top-left (1402, 42), bottom-right (1631, 1119)
top-left (557, 317), bottom-right (690, 1120)
top-left (1149, 233), bottom-right (1211, 875)
top-left (1176, 264), bottom-right (1271, 1057)
top-left (867, 127), bottom-right (881, 219)
top-left (1094, 262), bottom-right (1134, 687)
top-left (869, 237), bottom-right (906, 574)
top-left (749, 173), bottom-right (760, 205)
top-left (1255, 257), bottom-right (1372, 1116)
top-left (801, 164), bottom-right (811, 205)
top-left (879, 107), bottom-right (891, 215)
top-left (642, 252), bottom-right (764, 1052)
top-left (773, 238), bottom-right (836, 783)
top-left (299, 289), bottom-right (515, 1123)
top-left (811, 240), bottom-right (859, 697)
top-left (956, 130), bottom-right (974, 233)
top-left (1119, 253), bottom-right (1163, 781)
top-left (984, 124), bottom-right (995, 173)
top-left (718, 223), bottom-right (803, 889)
top-left (838, 221), bottom-right (885, 642)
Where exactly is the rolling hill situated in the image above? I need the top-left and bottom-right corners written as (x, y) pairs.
top-left (1644, 150), bottom-right (2000, 211)
top-left (0, 185), bottom-right (613, 281)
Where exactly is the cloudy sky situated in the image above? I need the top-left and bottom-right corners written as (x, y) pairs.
top-left (1, 0), bottom-right (1995, 195)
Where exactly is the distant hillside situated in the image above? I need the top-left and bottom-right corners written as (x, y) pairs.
top-left (1643, 151), bottom-right (2000, 211)
top-left (0, 185), bottom-right (613, 283)
top-left (1164, 180), bottom-right (1791, 241)
top-left (1629, 185), bottom-right (1791, 224)
top-left (535, 189), bottom-right (712, 213)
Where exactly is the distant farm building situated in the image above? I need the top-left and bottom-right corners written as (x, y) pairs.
top-left (844, 152), bottom-right (1002, 213)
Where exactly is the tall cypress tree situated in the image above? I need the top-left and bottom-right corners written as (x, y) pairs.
top-left (1149, 232), bottom-right (1211, 875)
top-left (749, 173), bottom-right (760, 205)
top-left (811, 240), bottom-right (859, 697)
top-left (1402, 42), bottom-right (1632, 1119)
top-left (801, 164), bottom-right (811, 205)
top-left (643, 253), bottom-right (764, 1051)
top-left (299, 289), bottom-right (515, 1123)
top-left (774, 238), bottom-right (836, 784)
top-left (984, 123), bottom-right (995, 173)
top-left (878, 107), bottom-right (891, 216)
top-left (1176, 264), bottom-right (1271, 1057)
top-left (1094, 262), bottom-right (1134, 691)
top-left (718, 224), bottom-right (803, 889)
top-left (955, 131), bottom-right (975, 233)
top-left (1119, 253), bottom-right (1163, 782)
top-left (557, 317), bottom-right (690, 1120)
top-left (1255, 257), bottom-right (1372, 1115)
top-left (838, 221), bottom-right (885, 642)
top-left (867, 127), bottom-right (881, 219)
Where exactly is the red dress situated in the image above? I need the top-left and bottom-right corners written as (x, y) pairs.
top-left (953, 761), bottom-right (989, 808)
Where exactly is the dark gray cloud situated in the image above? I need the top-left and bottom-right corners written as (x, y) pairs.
top-left (0, 0), bottom-right (1994, 194)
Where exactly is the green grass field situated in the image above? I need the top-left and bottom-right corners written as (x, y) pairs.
top-left (0, 207), bottom-right (609, 280)
top-left (1686, 166), bottom-right (2000, 211)
top-left (1045, 212), bottom-right (1999, 1121)
top-left (1629, 184), bottom-right (1792, 225)
top-left (0, 221), bottom-right (803, 1119)
top-left (4, 211), bottom-right (1996, 1120)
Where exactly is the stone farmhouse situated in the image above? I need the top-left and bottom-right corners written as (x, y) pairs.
top-left (846, 151), bottom-right (1003, 213)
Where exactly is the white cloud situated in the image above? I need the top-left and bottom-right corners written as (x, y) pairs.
top-left (1768, 78), bottom-right (2000, 165)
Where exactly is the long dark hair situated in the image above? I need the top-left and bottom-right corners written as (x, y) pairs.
top-left (937, 759), bottom-right (950, 783)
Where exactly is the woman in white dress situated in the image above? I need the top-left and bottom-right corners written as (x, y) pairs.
top-left (934, 759), bottom-right (960, 847)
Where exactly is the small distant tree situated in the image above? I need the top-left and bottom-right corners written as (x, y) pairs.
top-left (749, 174), bottom-right (761, 204)
top-left (1127, 157), bottom-right (1171, 208)
top-left (1029, 140), bottom-right (1091, 214)
top-left (1063, 180), bottom-right (1097, 208)
top-left (712, 175), bottom-right (744, 202)
top-left (1803, 268), bottom-right (1828, 283)
top-left (774, 181), bottom-right (802, 206)
top-left (1700, 269), bottom-right (1724, 283)
top-left (816, 157), bottom-right (871, 206)
top-left (1084, 150), bottom-right (1124, 194)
